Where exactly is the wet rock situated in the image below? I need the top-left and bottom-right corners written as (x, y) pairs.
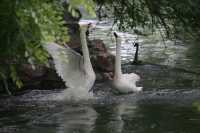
top-left (18, 64), bottom-right (65, 90)
top-left (19, 64), bottom-right (47, 79)
top-left (89, 39), bottom-right (114, 72)
top-left (89, 39), bottom-right (114, 81)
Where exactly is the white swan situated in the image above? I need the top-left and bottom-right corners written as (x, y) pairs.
top-left (44, 21), bottom-right (96, 100)
top-left (112, 32), bottom-right (142, 93)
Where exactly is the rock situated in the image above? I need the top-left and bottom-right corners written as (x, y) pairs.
top-left (89, 39), bottom-right (114, 72)
top-left (19, 64), bottom-right (47, 79)
top-left (18, 64), bottom-right (65, 90)
top-left (88, 39), bottom-right (115, 81)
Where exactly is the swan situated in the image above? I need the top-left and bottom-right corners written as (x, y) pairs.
top-left (112, 32), bottom-right (142, 93)
top-left (44, 21), bottom-right (96, 100)
top-left (132, 42), bottom-right (142, 65)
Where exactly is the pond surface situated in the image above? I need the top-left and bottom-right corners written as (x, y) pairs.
top-left (1, 21), bottom-right (200, 133)
top-left (1, 89), bottom-right (200, 133)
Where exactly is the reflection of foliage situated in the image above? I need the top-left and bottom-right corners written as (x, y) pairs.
top-left (193, 102), bottom-right (200, 112)
top-left (95, 0), bottom-right (200, 39)
top-left (0, 0), bottom-right (95, 92)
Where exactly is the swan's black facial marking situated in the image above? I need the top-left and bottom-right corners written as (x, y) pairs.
top-left (88, 23), bottom-right (92, 27)
top-left (134, 43), bottom-right (139, 47)
top-left (86, 23), bottom-right (93, 36)
top-left (113, 32), bottom-right (118, 38)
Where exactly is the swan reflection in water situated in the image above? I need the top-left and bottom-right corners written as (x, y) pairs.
top-left (92, 103), bottom-right (138, 133)
top-left (2, 89), bottom-right (200, 133)
top-left (56, 102), bottom-right (138, 133)
top-left (56, 105), bottom-right (97, 133)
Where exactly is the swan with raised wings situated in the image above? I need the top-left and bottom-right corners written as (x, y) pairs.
top-left (44, 21), bottom-right (95, 99)
top-left (112, 32), bottom-right (142, 93)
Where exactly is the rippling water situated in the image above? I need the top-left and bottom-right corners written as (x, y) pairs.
top-left (1, 88), bottom-right (200, 133)
top-left (1, 21), bottom-right (200, 133)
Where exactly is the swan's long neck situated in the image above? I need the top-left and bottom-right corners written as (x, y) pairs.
top-left (80, 27), bottom-right (93, 72)
top-left (114, 38), bottom-right (122, 79)
top-left (134, 45), bottom-right (139, 62)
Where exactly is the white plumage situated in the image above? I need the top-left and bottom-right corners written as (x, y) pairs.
top-left (44, 22), bottom-right (95, 100)
top-left (112, 32), bottom-right (142, 93)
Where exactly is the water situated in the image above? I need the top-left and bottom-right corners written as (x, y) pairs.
top-left (1, 89), bottom-right (200, 133)
top-left (1, 21), bottom-right (200, 133)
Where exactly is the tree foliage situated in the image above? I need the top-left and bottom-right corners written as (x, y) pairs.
top-left (0, 0), bottom-right (95, 91)
top-left (94, 0), bottom-right (200, 38)
top-left (0, 0), bottom-right (68, 89)
top-left (69, 0), bottom-right (96, 17)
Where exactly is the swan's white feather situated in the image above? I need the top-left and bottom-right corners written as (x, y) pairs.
top-left (113, 73), bottom-right (142, 93)
top-left (44, 43), bottom-right (95, 92)
top-left (113, 32), bottom-right (142, 93)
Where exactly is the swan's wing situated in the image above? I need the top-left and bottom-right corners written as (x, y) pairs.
top-left (44, 43), bottom-right (87, 89)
